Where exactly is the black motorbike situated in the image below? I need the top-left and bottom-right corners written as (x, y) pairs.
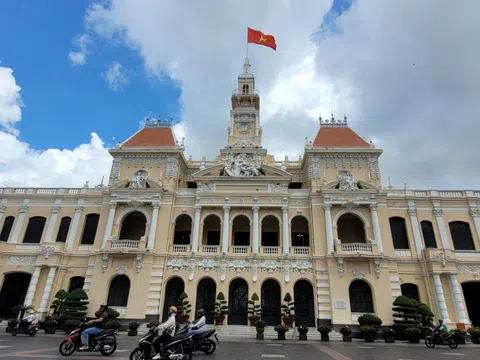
top-left (129, 326), bottom-right (194, 360)
top-left (175, 324), bottom-right (218, 355)
top-left (11, 319), bottom-right (37, 337)
top-left (425, 326), bottom-right (458, 349)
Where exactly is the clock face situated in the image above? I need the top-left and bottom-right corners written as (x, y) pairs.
top-left (239, 123), bottom-right (250, 133)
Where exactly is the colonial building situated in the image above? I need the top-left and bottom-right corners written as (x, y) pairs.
top-left (0, 59), bottom-right (479, 329)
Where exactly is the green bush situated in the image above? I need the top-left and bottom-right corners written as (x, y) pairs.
top-left (177, 292), bottom-right (192, 316)
top-left (255, 320), bottom-right (267, 328)
top-left (106, 320), bottom-right (122, 330)
top-left (147, 321), bottom-right (160, 328)
top-left (248, 293), bottom-right (262, 317)
top-left (449, 329), bottom-right (467, 337)
top-left (274, 324), bottom-right (289, 334)
top-left (297, 325), bottom-right (309, 335)
top-left (358, 313), bottom-right (382, 326)
top-left (392, 296), bottom-right (421, 334)
top-left (281, 293), bottom-right (295, 319)
top-left (50, 289), bottom-right (69, 316)
top-left (95, 307), bottom-right (120, 319)
top-left (382, 327), bottom-right (395, 336)
top-left (64, 319), bottom-right (81, 333)
top-left (213, 292), bottom-right (228, 317)
top-left (60, 289), bottom-right (89, 320)
top-left (129, 321), bottom-right (140, 330)
top-left (317, 325), bottom-right (332, 335)
top-left (360, 326), bottom-right (377, 336)
top-left (339, 326), bottom-right (352, 336)
top-left (416, 304), bottom-right (434, 326)
top-left (404, 327), bottom-right (422, 338)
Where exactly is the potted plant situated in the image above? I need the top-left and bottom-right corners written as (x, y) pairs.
top-left (281, 293), bottom-right (295, 327)
top-left (213, 292), bottom-right (228, 325)
top-left (358, 313), bottom-right (383, 327)
top-left (44, 319), bottom-right (58, 334)
top-left (297, 325), bottom-right (309, 341)
top-left (360, 326), bottom-right (377, 342)
top-left (449, 328), bottom-right (466, 345)
top-left (177, 292), bottom-right (192, 324)
top-left (468, 327), bottom-right (480, 344)
top-left (405, 327), bottom-right (422, 343)
top-left (248, 293), bottom-right (262, 326)
top-left (6, 319), bottom-right (18, 333)
top-left (382, 327), bottom-right (395, 343)
top-left (339, 326), bottom-right (352, 342)
top-left (274, 324), bottom-right (289, 340)
top-left (128, 321), bottom-right (140, 336)
top-left (255, 320), bottom-right (267, 340)
top-left (317, 325), bottom-right (332, 341)
top-left (392, 296), bottom-right (421, 337)
top-left (147, 320), bottom-right (160, 328)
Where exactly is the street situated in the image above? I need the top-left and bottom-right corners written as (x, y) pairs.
top-left (0, 334), bottom-right (479, 359)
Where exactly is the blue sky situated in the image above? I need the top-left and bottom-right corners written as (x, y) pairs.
top-left (0, 0), bottom-right (180, 151)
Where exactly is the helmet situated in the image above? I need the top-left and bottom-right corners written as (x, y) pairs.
top-left (197, 308), bottom-right (205, 317)
top-left (29, 310), bottom-right (35, 314)
top-left (438, 319), bottom-right (443, 324)
top-left (100, 303), bottom-right (109, 310)
top-left (168, 306), bottom-right (178, 316)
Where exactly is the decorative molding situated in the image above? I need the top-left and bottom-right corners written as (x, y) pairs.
top-left (116, 266), bottom-right (128, 275)
top-left (19, 205), bottom-right (29, 213)
top-left (220, 259), bottom-right (227, 282)
top-left (128, 169), bottom-right (149, 189)
top-left (109, 157), bottom-right (121, 185)
top-left (0, 204), bottom-right (6, 213)
top-left (102, 253), bottom-right (109, 272)
top-left (51, 205), bottom-right (61, 214)
top-left (353, 270), bottom-right (365, 280)
top-left (368, 157), bottom-right (380, 180)
top-left (457, 264), bottom-right (480, 278)
top-left (470, 208), bottom-right (480, 218)
top-left (8, 255), bottom-right (36, 265)
top-left (290, 260), bottom-right (313, 274)
top-left (432, 251), bottom-right (454, 267)
top-left (232, 137), bottom-right (256, 147)
top-left (432, 208), bottom-right (443, 217)
top-left (197, 183), bottom-right (215, 192)
top-left (337, 170), bottom-right (359, 190)
top-left (307, 156), bottom-right (320, 181)
top-left (337, 257), bottom-right (344, 277)
top-left (229, 259), bottom-right (251, 273)
top-left (135, 254), bottom-right (143, 273)
top-left (373, 258), bottom-right (381, 279)
top-left (40, 245), bottom-right (57, 259)
top-left (166, 157), bottom-right (180, 178)
top-left (75, 205), bottom-right (84, 214)
top-left (197, 258), bottom-right (219, 273)
top-left (407, 209), bottom-right (417, 217)
top-left (251, 259), bottom-right (258, 282)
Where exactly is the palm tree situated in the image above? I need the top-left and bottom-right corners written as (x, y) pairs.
top-left (11, 304), bottom-right (34, 320)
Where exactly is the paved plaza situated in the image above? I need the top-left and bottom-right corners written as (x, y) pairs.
top-left (0, 333), bottom-right (479, 360)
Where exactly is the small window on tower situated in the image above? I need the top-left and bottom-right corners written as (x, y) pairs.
top-left (288, 182), bottom-right (302, 189)
top-left (187, 182), bottom-right (197, 189)
top-left (242, 84), bottom-right (249, 94)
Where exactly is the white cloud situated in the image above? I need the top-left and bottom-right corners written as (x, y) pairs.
top-left (102, 61), bottom-right (128, 91)
top-left (69, 34), bottom-right (90, 66)
top-left (0, 66), bottom-right (112, 188)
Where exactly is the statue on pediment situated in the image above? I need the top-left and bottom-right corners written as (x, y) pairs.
top-left (337, 170), bottom-right (359, 190)
top-left (221, 155), bottom-right (264, 177)
top-left (128, 169), bottom-right (149, 189)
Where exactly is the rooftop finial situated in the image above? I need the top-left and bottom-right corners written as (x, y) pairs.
top-left (319, 113), bottom-right (348, 128)
top-left (243, 57), bottom-right (251, 74)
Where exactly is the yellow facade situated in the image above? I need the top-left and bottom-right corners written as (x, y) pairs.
top-left (0, 60), bottom-right (479, 329)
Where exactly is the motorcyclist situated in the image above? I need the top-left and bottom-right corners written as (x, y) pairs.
top-left (437, 319), bottom-right (448, 342)
top-left (22, 310), bottom-right (39, 330)
top-left (79, 303), bottom-right (109, 351)
top-left (152, 306), bottom-right (177, 360)
top-left (188, 309), bottom-right (206, 335)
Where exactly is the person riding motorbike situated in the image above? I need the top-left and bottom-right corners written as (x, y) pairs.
top-left (437, 319), bottom-right (448, 342)
top-left (188, 309), bottom-right (206, 335)
top-left (21, 310), bottom-right (39, 331)
top-left (152, 306), bottom-right (177, 360)
top-left (79, 303), bottom-right (109, 351)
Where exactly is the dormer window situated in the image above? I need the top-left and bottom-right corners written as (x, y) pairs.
top-left (242, 84), bottom-right (249, 94)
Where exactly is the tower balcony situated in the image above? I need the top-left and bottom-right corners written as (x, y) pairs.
top-left (107, 236), bottom-right (147, 251)
top-left (334, 239), bottom-right (379, 257)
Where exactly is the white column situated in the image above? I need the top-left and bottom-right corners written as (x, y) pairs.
top-left (191, 205), bottom-right (201, 253)
top-left (282, 206), bottom-right (290, 255)
top-left (39, 266), bottom-right (57, 313)
top-left (147, 203), bottom-right (160, 250)
top-left (448, 274), bottom-right (469, 323)
top-left (0, 204), bottom-right (6, 226)
top-left (66, 206), bottom-right (83, 251)
top-left (469, 209), bottom-right (480, 244)
top-left (408, 208), bottom-right (424, 258)
top-left (222, 206), bottom-right (230, 254)
top-left (432, 273), bottom-right (450, 322)
top-left (43, 205), bottom-right (61, 243)
top-left (24, 266), bottom-right (41, 306)
top-left (324, 204), bottom-right (334, 254)
top-left (369, 204), bottom-right (384, 255)
top-left (252, 206), bottom-right (260, 255)
top-left (10, 205), bottom-right (28, 244)
top-left (433, 209), bottom-right (450, 250)
top-left (101, 202), bottom-right (117, 249)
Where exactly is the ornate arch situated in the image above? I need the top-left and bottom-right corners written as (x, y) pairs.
top-left (200, 212), bottom-right (223, 225)
top-left (230, 212), bottom-right (252, 224)
top-left (115, 206), bottom-right (151, 225)
top-left (173, 213), bottom-right (193, 224)
top-left (333, 209), bottom-right (370, 228)
top-left (259, 212), bottom-right (282, 225)
top-left (289, 214), bottom-right (310, 225)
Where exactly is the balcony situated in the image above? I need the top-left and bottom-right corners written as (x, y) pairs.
top-left (108, 236), bottom-right (147, 251)
top-left (231, 246), bottom-right (250, 254)
top-left (335, 239), bottom-right (377, 256)
top-left (291, 247), bottom-right (310, 255)
top-left (260, 246), bottom-right (279, 255)
top-left (200, 245), bottom-right (220, 254)
top-left (172, 245), bottom-right (190, 253)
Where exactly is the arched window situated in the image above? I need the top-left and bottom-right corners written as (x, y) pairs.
top-left (56, 217), bottom-right (71, 243)
top-left (119, 212), bottom-right (146, 240)
top-left (261, 215), bottom-right (279, 247)
top-left (421, 221), bottom-right (437, 249)
top-left (80, 213), bottom-right (100, 245)
top-left (449, 221), bottom-right (475, 250)
top-left (0, 216), bottom-right (14, 241)
top-left (68, 276), bottom-right (85, 292)
top-left (202, 215), bottom-right (221, 246)
top-left (261, 279), bottom-right (281, 326)
top-left (242, 84), bottom-right (249, 94)
top-left (349, 280), bottom-right (374, 313)
top-left (0, 272), bottom-right (31, 317)
top-left (163, 277), bottom-right (185, 321)
top-left (23, 216), bottom-right (47, 243)
top-left (232, 215), bottom-right (250, 246)
top-left (174, 215), bottom-right (192, 245)
top-left (401, 283), bottom-right (420, 302)
top-left (291, 216), bottom-right (309, 247)
top-left (107, 275), bottom-right (130, 307)
top-left (389, 217), bottom-right (410, 249)
top-left (337, 213), bottom-right (366, 243)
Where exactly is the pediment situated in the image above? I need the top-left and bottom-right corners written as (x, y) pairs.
top-left (322, 179), bottom-right (379, 192)
top-left (109, 178), bottom-right (163, 190)
top-left (192, 164), bottom-right (292, 180)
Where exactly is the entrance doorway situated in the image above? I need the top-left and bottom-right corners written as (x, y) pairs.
top-left (462, 282), bottom-right (480, 326)
top-left (0, 272), bottom-right (32, 318)
top-left (228, 278), bottom-right (248, 325)
top-left (294, 280), bottom-right (315, 327)
top-left (162, 277), bottom-right (185, 321)
top-left (196, 278), bottom-right (216, 324)
top-left (261, 279), bottom-right (281, 326)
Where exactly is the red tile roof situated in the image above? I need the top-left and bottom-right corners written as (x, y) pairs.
top-left (122, 127), bottom-right (176, 148)
top-left (312, 127), bottom-right (370, 148)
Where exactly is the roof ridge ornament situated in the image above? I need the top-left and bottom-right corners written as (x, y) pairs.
top-left (144, 116), bottom-right (174, 128)
top-left (319, 114), bottom-right (348, 128)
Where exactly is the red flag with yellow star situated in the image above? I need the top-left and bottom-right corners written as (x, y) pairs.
top-left (247, 27), bottom-right (277, 51)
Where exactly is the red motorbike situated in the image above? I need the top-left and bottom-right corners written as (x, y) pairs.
top-left (425, 326), bottom-right (457, 349)
top-left (58, 323), bottom-right (117, 357)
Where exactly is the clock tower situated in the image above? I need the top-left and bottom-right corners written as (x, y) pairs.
top-left (226, 58), bottom-right (262, 149)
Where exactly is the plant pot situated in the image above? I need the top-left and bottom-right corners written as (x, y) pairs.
top-left (454, 336), bottom-right (465, 345)
top-left (342, 334), bottom-right (352, 342)
top-left (45, 327), bottom-right (56, 334)
top-left (177, 315), bottom-right (190, 324)
top-left (299, 334), bottom-right (307, 341)
top-left (249, 316), bottom-right (260, 326)
top-left (256, 333), bottom-right (264, 340)
top-left (471, 335), bottom-right (480, 344)
top-left (215, 315), bottom-right (225, 326)
top-left (321, 334), bottom-right (329, 342)
top-left (364, 335), bottom-right (375, 343)
top-left (283, 318), bottom-right (294, 328)
top-left (128, 330), bottom-right (138, 336)
top-left (384, 335), bottom-right (395, 343)
top-left (277, 332), bottom-right (286, 340)
top-left (408, 337), bottom-right (419, 344)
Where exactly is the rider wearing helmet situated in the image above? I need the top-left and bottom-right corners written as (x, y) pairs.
top-left (79, 303), bottom-right (109, 351)
top-left (437, 319), bottom-right (448, 341)
top-left (188, 309), bottom-right (206, 335)
top-left (152, 306), bottom-right (177, 360)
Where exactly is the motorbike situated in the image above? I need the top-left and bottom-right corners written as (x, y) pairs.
top-left (129, 325), bottom-right (194, 360)
top-left (425, 326), bottom-right (458, 349)
top-left (11, 319), bottom-right (38, 337)
top-left (58, 323), bottom-right (117, 356)
top-left (175, 324), bottom-right (218, 355)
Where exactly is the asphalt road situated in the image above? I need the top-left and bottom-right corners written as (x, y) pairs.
top-left (0, 333), bottom-right (479, 359)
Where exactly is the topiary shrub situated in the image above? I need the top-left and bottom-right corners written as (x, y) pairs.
top-left (60, 289), bottom-right (89, 321)
top-left (392, 296), bottom-right (421, 335)
top-left (63, 319), bottom-right (81, 334)
top-left (358, 313), bottom-right (382, 326)
top-left (416, 303), bottom-right (434, 326)
top-left (50, 289), bottom-right (69, 317)
top-left (106, 320), bottom-right (122, 330)
top-left (147, 320), bottom-right (160, 328)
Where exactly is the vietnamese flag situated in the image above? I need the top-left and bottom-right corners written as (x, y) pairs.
top-left (247, 27), bottom-right (277, 51)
